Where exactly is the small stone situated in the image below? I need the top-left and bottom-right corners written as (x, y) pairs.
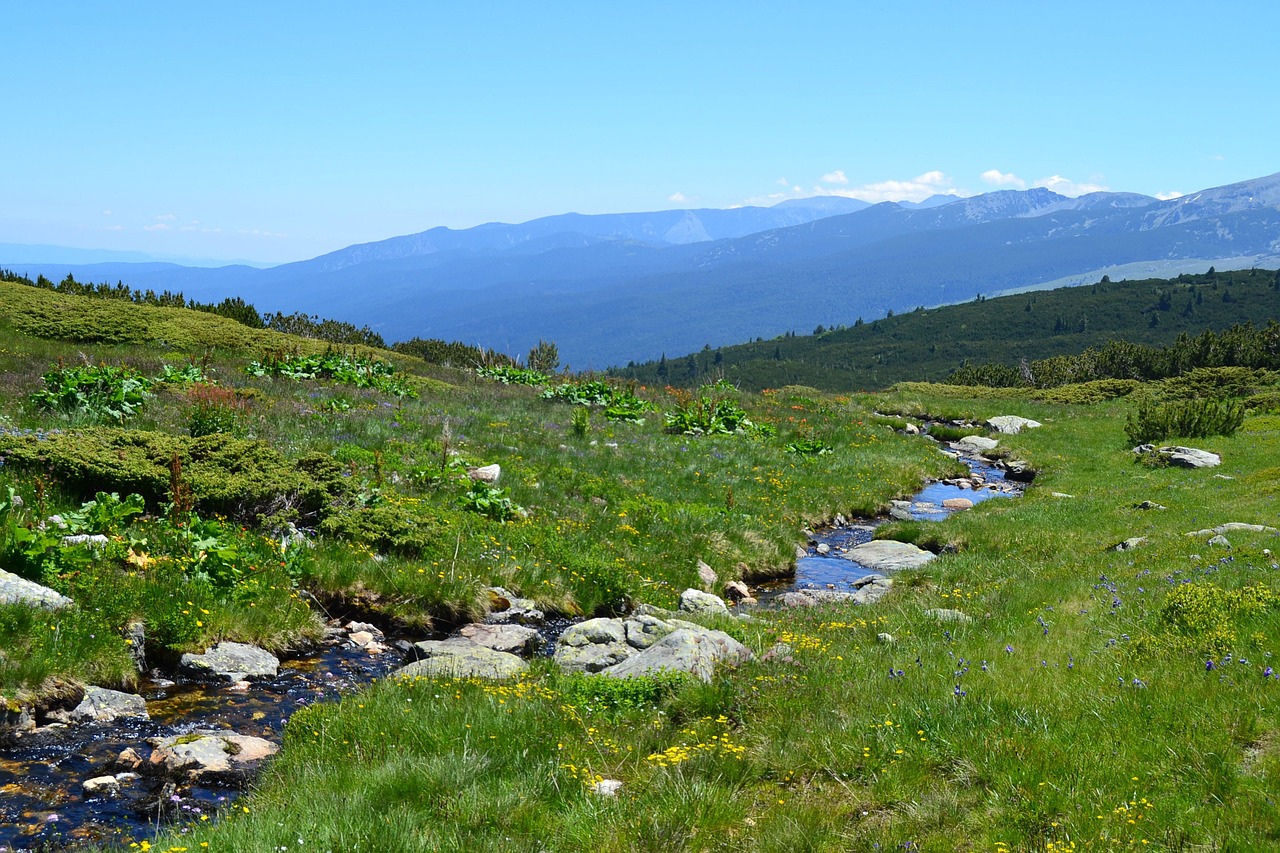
top-left (722, 580), bottom-right (752, 603)
top-left (954, 435), bottom-right (999, 452)
top-left (876, 632), bottom-right (895, 645)
top-left (816, 543), bottom-right (831, 555)
top-left (82, 776), bottom-right (120, 796)
top-left (349, 631), bottom-right (376, 646)
top-left (1113, 537), bottom-right (1147, 552)
top-left (1135, 500), bottom-right (1166, 511)
top-left (942, 498), bottom-right (974, 510)
top-left (115, 748), bottom-right (143, 770)
top-left (592, 779), bottom-right (624, 797)
top-left (1208, 535), bottom-right (1231, 548)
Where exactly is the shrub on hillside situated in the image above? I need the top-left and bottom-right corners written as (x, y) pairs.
top-left (30, 363), bottom-right (153, 423)
top-left (0, 428), bottom-right (352, 525)
top-left (1124, 398), bottom-right (1245, 444)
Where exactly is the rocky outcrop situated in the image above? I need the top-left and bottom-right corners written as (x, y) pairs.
top-left (1133, 445), bottom-right (1221, 468)
top-left (602, 628), bottom-right (752, 682)
top-left (844, 540), bottom-right (935, 572)
top-left (397, 637), bottom-right (528, 680)
top-left (484, 587), bottom-right (546, 626)
top-left (1185, 522), bottom-right (1279, 538)
top-left (0, 568), bottom-right (73, 609)
top-left (179, 642), bottom-right (280, 682)
top-left (987, 415), bottom-right (1042, 434)
top-left (554, 612), bottom-right (753, 680)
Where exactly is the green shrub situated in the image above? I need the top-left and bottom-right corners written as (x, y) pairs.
top-left (247, 350), bottom-right (417, 399)
top-left (1155, 367), bottom-right (1277, 401)
top-left (1124, 398), bottom-right (1245, 444)
top-left (29, 363), bottom-right (153, 422)
top-left (0, 429), bottom-right (352, 525)
top-left (475, 365), bottom-right (549, 386)
top-left (1033, 378), bottom-right (1140, 404)
top-left (571, 406), bottom-right (591, 438)
top-left (457, 480), bottom-right (523, 522)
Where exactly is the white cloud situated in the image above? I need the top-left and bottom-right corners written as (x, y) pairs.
top-left (820, 169), bottom-right (849, 185)
top-left (143, 222), bottom-right (170, 231)
top-left (102, 209), bottom-right (112, 217)
top-left (776, 177), bottom-right (789, 186)
top-left (155, 213), bottom-right (177, 222)
top-left (980, 169), bottom-right (1026, 188)
top-left (1211, 154), bottom-right (1225, 161)
top-left (741, 170), bottom-right (964, 207)
top-left (667, 191), bottom-right (688, 203)
top-left (1033, 175), bottom-right (1110, 196)
top-left (1156, 190), bottom-right (1184, 201)
top-left (105, 224), bottom-right (124, 231)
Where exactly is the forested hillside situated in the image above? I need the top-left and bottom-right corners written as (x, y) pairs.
top-left (613, 268), bottom-right (1280, 390)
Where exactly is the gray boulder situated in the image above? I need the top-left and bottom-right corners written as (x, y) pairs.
top-left (179, 642), bottom-right (279, 682)
top-left (696, 560), bottom-right (717, 590)
top-left (776, 576), bottom-right (893, 609)
top-left (398, 637), bottom-right (528, 679)
top-left (679, 588), bottom-right (730, 616)
top-left (459, 623), bottom-right (543, 656)
top-left (624, 614), bottom-right (678, 650)
top-left (467, 464), bottom-right (501, 483)
top-left (987, 415), bottom-right (1042, 434)
top-left (0, 568), bottom-right (73, 609)
top-left (844, 540), bottom-right (935, 572)
top-left (69, 687), bottom-right (149, 723)
top-left (1113, 537), bottom-right (1147, 552)
top-left (602, 628), bottom-right (752, 682)
top-left (484, 587), bottom-right (546, 626)
top-left (954, 435), bottom-right (999, 452)
top-left (554, 618), bottom-right (635, 673)
top-left (1134, 445), bottom-right (1221, 468)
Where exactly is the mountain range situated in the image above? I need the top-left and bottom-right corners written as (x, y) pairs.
top-left (4, 173), bottom-right (1279, 368)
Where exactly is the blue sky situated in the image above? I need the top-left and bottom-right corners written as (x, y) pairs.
top-left (3, 2), bottom-right (1277, 265)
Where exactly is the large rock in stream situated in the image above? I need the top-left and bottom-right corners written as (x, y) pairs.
top-left (68, 687), bottom-right (149, 723)
top-left (179, 642), bottom-right (280, 682)
top-left (147, 731), bottom-right (278, 781)
top-left (396, 637), bottom-right (528, 680)
top-left (843, 540), bottom-right (935, 572)
top-left (602, 628), bottom-right (752, 682)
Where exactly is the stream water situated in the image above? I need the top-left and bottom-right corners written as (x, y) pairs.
top-left (0, 442), bottom-right (1024, 851)
top-left (789, 445), bottom-right (1024, 591)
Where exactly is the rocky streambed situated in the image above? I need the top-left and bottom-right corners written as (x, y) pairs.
top-left (0, 421), bottom-right (1033, 851)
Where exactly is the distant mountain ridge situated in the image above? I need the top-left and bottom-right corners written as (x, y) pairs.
top-left (4, 172), bottom-right (1278, 368)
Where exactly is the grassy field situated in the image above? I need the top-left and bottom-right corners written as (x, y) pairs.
top-left (2, 282), bottom-right (1279, 851)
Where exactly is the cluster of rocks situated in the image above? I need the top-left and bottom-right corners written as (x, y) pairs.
top-left (1132, 444), bottom-right (1221, 468)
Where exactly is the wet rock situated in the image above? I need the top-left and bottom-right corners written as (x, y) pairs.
top-left (179, 642), bottom-right (280, 682)
top-left (348, 630), bottom-right (377, 647)
top-left (69, 687), bottom-right (149, 723)
top-left (398, 638), bottom-right (528, 680)
top-left (776, 577), bottom-right (893, 608)
top-left (82, 776), bottom-right (120, 796)
top-left (1113, 537), bottom-right (1147, 552)
top-left (923, 608), bottom-right (972, 624)
top-left (148, 732), bottom-right (279, 780)
top-left (844, 540), bottom-right (935, 572)
top-left (0, 568), bottom-right (73, 609)
top-left (954, 435), bottom-right (999, 452)
top-left (904, 422), bottom-right (920, 435)
top-left (815, 543), bottom-right (831, 555)
top-left (1001, 459), bottom-right (1037, 482)
top-left (794, 545), bottom-right (808, 559)
top-left (114, 748), bottom-right (144, 771)
top-left (679, 588), bottom-right (729, 616)
top-left (987, 415), bottom-right (1042, 434)
top-left (723, 580), bottom-right (752, 603)
top-left (942, 498), bottom-right (974, 510)
top-left (459, 623), bottom-right (543, 656)
top-left (554, 618), bottom-right (634, 673)
top-left (602, 628), bottom-right (752, 682)
top-left (345, 621), bottom-right (384, 639)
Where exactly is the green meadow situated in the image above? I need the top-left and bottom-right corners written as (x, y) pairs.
top-left (1, 280), bottom-right (1279, 851)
